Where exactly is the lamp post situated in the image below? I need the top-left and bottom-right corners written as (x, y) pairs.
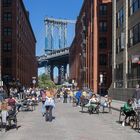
top-left (74, 81), bottom-right (77, 90)
top-left (99, 74), bottom-right (103, 96)
top-left (32, 77), bottom-right (36, 88)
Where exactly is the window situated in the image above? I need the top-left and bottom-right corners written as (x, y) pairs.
top-left (3, 0), bottom-right (12, 7)
top-left (99, 37), bottom-right (107, 49)
top-left (133, 24), bottom-right (139, 44)
top-left (128, 23), bottom-right (140, 46)
top-left (99, 4), bottom-right (107, 16)
top-left (128, 29), bottom-right (133, 47)
top-left (4, 27), bottom-right (12, 36)
top-left (3, 58), bottom-right (12, 68)
top-left (129, 0), bottom-right (140, 15)
top-left (116, 63), bottom-right (123, 80)
top-left (116, 38), bottom-right (120, 54)
top-left (3, 42), bottom-right (12, 51)
top-left (116, 39), bottom-right (118, 54)
top-left (115, 63), bottom-right (123, 88)
top-left (3, 12), bottom-right (12, 21)
top-left (2, 75), bottom-right (12, 84)
top-left (116, 8), bottom-right (124, 28)
top-left (116, 36), bottom-right (124, 53)
top-left (118, 8), bottom-right (124, 27)
top-left (116, 13), bottom-right (118, 27)
top-left (99, 54), bottom-right (107, 65)
top-left (99, 21), bottom-right (107, 32)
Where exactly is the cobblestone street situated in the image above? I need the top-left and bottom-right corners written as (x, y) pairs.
top-left (0, 101), bottom-right (140, 140)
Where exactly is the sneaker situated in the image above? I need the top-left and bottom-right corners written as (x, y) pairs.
top-left (122, 121), bottom-right (125, 126)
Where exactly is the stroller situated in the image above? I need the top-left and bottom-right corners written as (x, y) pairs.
top-left (7, 106), bottom-right (18, 130)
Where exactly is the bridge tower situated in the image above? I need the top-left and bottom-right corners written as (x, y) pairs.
top-left (44, 17), bottom-right (75, 84)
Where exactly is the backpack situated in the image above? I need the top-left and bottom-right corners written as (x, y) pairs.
top-left (42, 92), bottom-right (46, 101)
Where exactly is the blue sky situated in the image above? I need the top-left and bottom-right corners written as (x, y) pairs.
top-left (23, 0), bottom-right (83, 75)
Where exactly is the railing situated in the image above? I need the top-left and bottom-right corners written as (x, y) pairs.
top-left (115, 78), bottom-right (140, 88)
top-left (127, 78), bottom-right (140, 88)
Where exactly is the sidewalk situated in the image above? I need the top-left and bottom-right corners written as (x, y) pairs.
top-left (111, 99), bottom-right (125, 111)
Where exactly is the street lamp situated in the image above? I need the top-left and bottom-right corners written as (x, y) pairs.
top-left (99, 74), bottom-right (103, 96)
top-left (32, 77), bottom-right (36, 88)
top-left (74, 82), bottom-right (77, 90)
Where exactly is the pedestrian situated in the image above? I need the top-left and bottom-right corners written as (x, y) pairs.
top-left (75, 89), bottom-right (82, 106)
top-left (132, 84), bottom-right (140, 106)
top-left (100, 95), bottom-right (112, 112)
top-left (0, 86), bottom-right (6, 102)
top-left (8, 95), bottom-right (16, 108)
top-left (44, 92), bottom-right (55, 122)
top-left (63, 90), bottom-right (68, 103)
top-left (60, 90), bottom-right (64, 103)
top-left (41, 90), bottom-right (46, 116)
top-left (69, 90), bottom-right (73, 103)
top-left (0, 100), bottom-right (9, 127)
top-left (56, 89), bottom-right (61, 102)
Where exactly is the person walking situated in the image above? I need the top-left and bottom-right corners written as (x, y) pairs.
top-left (132, 84), bottom-right (140, 106)
top-left (44, 93), bottom-right (55, 122)
top-left (63, 90), bottom-right (68, 103)
top-left (75, 89), bottom-right (82, 106)
top-left (41, 90), bottom-right (46, 116)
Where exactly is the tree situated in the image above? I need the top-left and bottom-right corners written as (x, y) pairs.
top-left (38, 73), bottom-right (56, 89)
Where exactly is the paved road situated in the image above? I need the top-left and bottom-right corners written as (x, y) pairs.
top-left (0, 101), bottom-right (140, 140)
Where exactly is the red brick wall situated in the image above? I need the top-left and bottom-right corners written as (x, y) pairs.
top-left (70, 0), bottom-right (112, 93)
top-left (1, 0), bottom-right (37, 87)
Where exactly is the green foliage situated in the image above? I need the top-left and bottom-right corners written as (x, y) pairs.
top-left (38, 73), bottom-right (56, 89)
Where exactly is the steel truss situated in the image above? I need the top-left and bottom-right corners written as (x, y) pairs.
top-left (44, 17), bottom-right (75, 54)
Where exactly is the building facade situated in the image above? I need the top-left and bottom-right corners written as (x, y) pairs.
top-left (110, 0), bottom-right (140, 101)
top-left (70, 0), bottom-right (112, 94)
top-left (0, 0), bottom-right (37, 88)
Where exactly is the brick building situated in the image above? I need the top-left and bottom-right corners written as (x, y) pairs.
top-left (0, 0), bottom-right (37, 88)
top-left (70, 0), bottom-right (112, 94)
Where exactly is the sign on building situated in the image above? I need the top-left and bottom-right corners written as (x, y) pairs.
top-left (131, 55), bottom-right (140, 63)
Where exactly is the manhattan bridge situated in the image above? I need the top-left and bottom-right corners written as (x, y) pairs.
top-left (37, 17), bottom-right (75, 84)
